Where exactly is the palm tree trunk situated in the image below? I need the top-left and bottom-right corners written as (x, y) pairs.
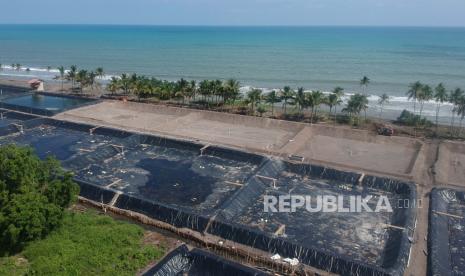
top-left (271, 104), bottom-right (274, 116)
top-left (334, 106), bottom-right (337, 126)
top-left (310, 107), bottom-right (315, 124)
top-left (435, 103), bottom-right (441, 134)
top-left (458, 116), bottom-right (464, 137)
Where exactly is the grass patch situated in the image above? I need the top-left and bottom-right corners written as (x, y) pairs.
top-left (0, 209), bottom-right (164, 275)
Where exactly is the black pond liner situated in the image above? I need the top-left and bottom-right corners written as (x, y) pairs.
top-left (207, 161), bottom-right (416, 276)
top-left (0, 85), bottom-right (32, 100)
top-left (0, 110), bottom-right (39, 134)
top-left (111, 135), bottom-right (268, 232)
top-left (428, 188), bottom-right (465, 276)
top-left (0, 92), bottom-right (99, 116)
top-left (75, 179), bottom-right (117, 205)
top-left (142, 245), bottom-right (268, 276)
top-left (0, 116), bottom-right (268, 233)
top-left (0, 116), bottom-right (416, 275)
top-left (0, 109), bottom-right (38, 124)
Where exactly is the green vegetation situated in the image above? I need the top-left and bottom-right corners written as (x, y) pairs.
top-left (378, 93), bottom-right (389, 119)
top-left (0, 145), bottom-right (79, 255)
top-left (53, 66), bottom-right (465, 137)
top-left (0, 210), bottom-right (164, 275)
top-left (0, 145), bottom-right (163, 275)
top-left (342, 94), bottom-right (369, 126)
top-left (406, 81), bottom-right (465, 137)
top-left (396, 110), bottom-right (433, 127)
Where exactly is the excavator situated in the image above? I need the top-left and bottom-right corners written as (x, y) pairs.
top-left (375, 123), bottom-right (394, 136)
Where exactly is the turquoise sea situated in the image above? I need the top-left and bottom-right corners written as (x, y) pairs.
top-left (1, 25), bottom-right (465, 121)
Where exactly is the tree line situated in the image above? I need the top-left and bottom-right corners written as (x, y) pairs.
top-left (53, 66), bottom-right (465, 135)
top-left (406, 81), bottom-right (465, 136)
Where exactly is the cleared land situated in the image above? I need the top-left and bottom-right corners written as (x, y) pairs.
top-left (56, 100), bottom-right (423, 177)
top-left (281, 126), bottom-right (423, 177)
top-left (56, 101), bottom-right (302, 152)
top-left (435, 141), bottom-right (465, 187)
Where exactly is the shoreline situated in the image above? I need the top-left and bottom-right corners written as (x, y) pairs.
top-left (0, 65), bottom-right (458, 124)
top-left (0, 77), bottom-right (460, 131)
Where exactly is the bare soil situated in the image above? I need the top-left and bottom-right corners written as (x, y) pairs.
top-left (435, 141), bottom-right (465, 187)
top-left (56, 100), bottom-right (425, 178)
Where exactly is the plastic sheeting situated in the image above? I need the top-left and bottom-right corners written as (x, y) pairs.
top-left (0, 116), bottom-right (417, 275)
top-left (209, 161), bottom-right (416, 276)
top-left (143, 245), bottom-right (268, 276)
top-left (429, 188), bottom-right (465, 276)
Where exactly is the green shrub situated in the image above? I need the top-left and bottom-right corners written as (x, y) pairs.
top-left (23, 210), bottom-right (163, 275)
top-left (396, 110), bottom-right (433, 127)
top-left (0, 145), bottom-right (79, 255)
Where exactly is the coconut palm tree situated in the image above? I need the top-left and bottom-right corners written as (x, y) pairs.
top-left (456, 96), bottom-right (465, 137)
top-left (360, 76), bottom-right (370, 96)
top-left (418, 84), bottom-right (433, 117)
top-left (407, 81), bottom-right (423, 114)
top-left (247, 88), bottom-right (262, 113)
top-left (343, 94), bottom-right (368, 126)
top-left (189, 80), bottom-right (197, 101)
top-left (96, 67), bottom-right (104, 79)
top-left (327, 93), bottom-right (341, 123)
top-left (199, 80), bottom-right (211, 103)
top-left (280, 86), bottom-right (295, 114)
top-left (57, 66), bottom-right (65, 91)
top-left (311, 90), bottom-right (324, 120)
top-left (175, 78), bottom-right (189, 104)
top-left (265, 90), bottom-right (281, 117)
top-left (378, 94), bottom-right (389, 119)
top-left (119, 73), bottom-right (131, 95)
top-left (433, 83), bottom-right (448, 129)
top-left (133, 76), bottom-right (151, 101)
top-left (107, 77), bottom-right (120, 95)
top-left (223, 79), bottom-right (240, 103)
top-left (76, 70), bottom-right (89, 93)
top-left (449, 88), bottom-right (465, 135)
top-left (331, 87), bottom-right (344, 124)
top-left (67, 65), bottom-right (78, 88)
top-left (455, 95), bottom-right (465, 137)
top-left (295, 87), bottom-right (307, 111)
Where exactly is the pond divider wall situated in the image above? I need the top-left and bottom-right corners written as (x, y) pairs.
top-left (0, 114), bottom-right (416, 276)
top-left (114, 193), bottom-right (211, 232)
top-left (0, 102), bottom-right (56, 116)
top-left (142, 245), bottom-right (269, 276)
top-left (0, 109), bottom-right (38, 121)
top-left (428, 188), bottom-right (465, 276)
top-left (74, 179), bottom-right (117, 205)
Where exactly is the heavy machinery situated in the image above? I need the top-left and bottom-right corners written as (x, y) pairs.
top-left (376, 123), bottom-right (394, 136)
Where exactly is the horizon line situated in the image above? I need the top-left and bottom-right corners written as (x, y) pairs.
top-left (1, 23), bottom-right (465, 28)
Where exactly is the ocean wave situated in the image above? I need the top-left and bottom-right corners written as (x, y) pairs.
top-left (0, 64), bottom-right (456, 109)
